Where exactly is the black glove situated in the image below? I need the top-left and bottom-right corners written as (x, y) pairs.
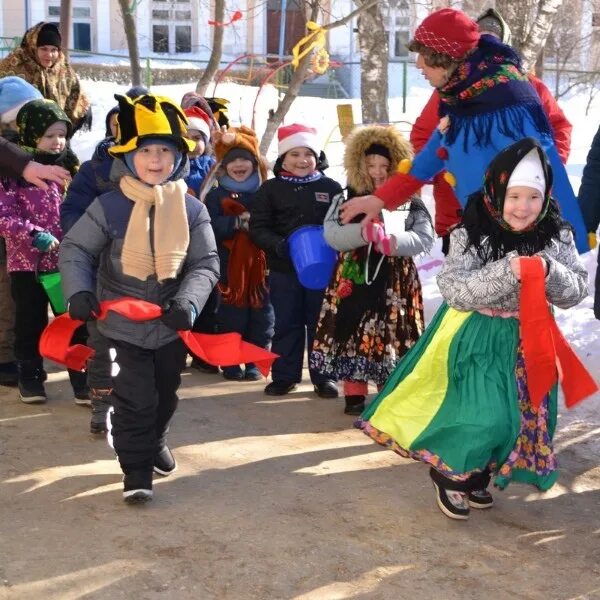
top-left (161, 298), bottom-right (197, 331)
top-left (275, 239), bottom-right (289, 259)
top-left (68, 291), bottom-right (100, 321)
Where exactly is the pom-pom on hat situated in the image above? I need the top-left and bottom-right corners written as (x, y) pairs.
top-left (0, 76), bottom-right (43, 124)
top-left (109, 93), bottom-right (195, 156)
top-left (414, 8), bottom-right (480, 60)
top-left (277, 123), bottom-right (320, 158)
top-left (183, 106), bottom-right (212, 141)
top-left (507, 148), bottom-right (546, 197)
top-left (36, 23), bottom-right (61, 48)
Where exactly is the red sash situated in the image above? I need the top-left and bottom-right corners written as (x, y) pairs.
top-left (519, 257), bottom-right (597, 410)
top-left (39, 297), bottom-right (277, 377)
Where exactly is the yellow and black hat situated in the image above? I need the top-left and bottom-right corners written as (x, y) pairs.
top-left (109, 93), bottom-right (196, 156)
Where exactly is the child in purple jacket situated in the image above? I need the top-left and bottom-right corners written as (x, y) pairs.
top-left (0, 99), bottom-right (85, 404)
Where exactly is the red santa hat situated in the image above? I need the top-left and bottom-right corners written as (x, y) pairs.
top-left (414, 8), bottom-right (480, 60)
top-left (277, 123), bottom-right (320, 158)
top-left (183, 106), bottom-right (212, 141)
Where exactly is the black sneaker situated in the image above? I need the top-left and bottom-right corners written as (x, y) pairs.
top-left (154, 446), bottom-right (177, 477)
top-left (18, 378), bottom-right (47, 404)
top-left (123, 471), bottom-right (153, 503)
top-left (314, 381), bottom-right (339, 399)
top-left (344, 395), bottom-right (365, 415)
top-left (0, 362), bottom-right (18, 387)
top-left (190, 357), bottom-right (219, 374)
top-left (468, 488), bottom-right (494, 509)
top-left (264, 381), bottom-right (297, 396)
top-left (222, 365), bottom-right (244, 381)
top-left (74, 388), bottom-right (92, 407)
top-left (432, 481), bottom-right (470, 520)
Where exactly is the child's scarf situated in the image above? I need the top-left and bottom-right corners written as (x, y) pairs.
top-left (277, 170), bottom-right (322, 184)
top-left (119, 175), bottom-right (189, 282)
top-left (438, 35), bottom-right (552, 149)
top-left (219, 197), bottom-right (267, 308)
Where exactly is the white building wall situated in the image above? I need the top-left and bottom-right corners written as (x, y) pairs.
top-left (95, 1), bottom-right (111, 54)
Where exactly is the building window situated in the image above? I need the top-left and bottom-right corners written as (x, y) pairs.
top-left (47, 2), bottom-right (92, 52)
top-left (153, 25), bottom-right (169, 53)
top-left (175, 26), bottom-right (191, 53)
top-left (384, 0), bottom-right (410, 58)
top-left (151, 0), bottom-right (193, 54)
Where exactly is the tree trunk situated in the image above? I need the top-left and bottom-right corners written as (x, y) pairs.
top-left (117, 0), bottom-right (142, 86)
top-left (356, 0), bottom-right (389, 124)
top-left (196, 0), bottom-right (226, 95)
top-left (496, 0), bottom-right (564, 72)
top-left (60, 0), bottom-right (72, 59)
top-left (519, 0), bottom-right (564, 72)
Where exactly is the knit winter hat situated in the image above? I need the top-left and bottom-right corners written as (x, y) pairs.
top-left (476, 8), bottom-right (512, 45)
top-left (183, 106), bottom-right (212, 142)
top-left (180, 92), bottom-right (219, 130)
top-left (507, 148), bottom-right (546, 197)
top-left (413, 8), bottom-right (480, 60)
top-left (364, 143), bottom-right (391, 161)
top-left (36, 23), bottom-right (61, 48)
top-left (214, 125), bottom-right (267, 180)
top-left (278, 123), bottom-right (320, 158)
top-left (16, 98), bottom-right (72, 148)
top-left (482, 137), bottom-right (552, 230)
top-left (109, 93), bottom-right (195, 156)
top-left (0, 76), bottom-right (43, 124)
top-left (222, 147), bottom-right (257, 167)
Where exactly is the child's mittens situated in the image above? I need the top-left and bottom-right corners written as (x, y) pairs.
top-left (68, 291), bottom-right (100, 321)
top-left (161, 298), bottom-right (198, 331)
top-left (32, 231), bottom-right (59, 252)
top-left (361, 221), bottom-right (385, 245)
top-left (375, 234), bottom-right (395, 256)
top-left (235, 212), bottom-right (251, 232)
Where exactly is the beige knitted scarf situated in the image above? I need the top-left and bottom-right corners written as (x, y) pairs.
top-left (119, 175), bottom-right (190, 282)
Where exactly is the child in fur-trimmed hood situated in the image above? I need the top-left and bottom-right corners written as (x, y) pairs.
top-left (310, 125), bottom-right (434, 415)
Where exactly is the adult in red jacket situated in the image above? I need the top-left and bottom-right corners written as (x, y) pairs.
top-left (410, 9), bottom-right (572, 251)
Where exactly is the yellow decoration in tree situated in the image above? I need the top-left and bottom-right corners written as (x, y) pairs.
top-left (312, 48), bottom-right (330, 75)
top-left (291, 21), bottom-right (326, 70)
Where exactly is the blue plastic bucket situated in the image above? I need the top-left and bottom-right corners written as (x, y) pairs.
top-left (288, 225), bottom-right (336, 290)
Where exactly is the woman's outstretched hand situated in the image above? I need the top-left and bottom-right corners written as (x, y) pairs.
top-left (339, 195), bottom-right (385, 225)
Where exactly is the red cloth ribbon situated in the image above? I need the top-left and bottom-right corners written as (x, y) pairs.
top-left (39, 297), bottom-right (277, 377)
top-left (208, 10), bottom-right (242, 26)
top-left (519, 256), bottom-right (598, 410)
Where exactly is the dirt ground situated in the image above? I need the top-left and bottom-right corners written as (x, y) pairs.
top-left (1, 363), bottom-right (600, 600)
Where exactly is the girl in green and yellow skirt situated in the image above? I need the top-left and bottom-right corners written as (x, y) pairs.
top-left (357, 138), bottom-right (590, 520)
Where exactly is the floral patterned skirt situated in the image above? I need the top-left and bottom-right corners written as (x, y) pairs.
top-left (355, 303), bottom-right (559, 491)
top-left (309, 255), bottom-right (424, 386)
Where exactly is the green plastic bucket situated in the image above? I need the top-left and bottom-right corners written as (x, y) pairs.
top-left (39, 272), bottom-right (67, 314)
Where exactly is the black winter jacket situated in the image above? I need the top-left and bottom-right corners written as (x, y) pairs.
top-left (249, 175), bottom-right (342, 273)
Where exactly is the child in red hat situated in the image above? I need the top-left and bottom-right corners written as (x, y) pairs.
top-left (249, 123), bottom-right (342, 397)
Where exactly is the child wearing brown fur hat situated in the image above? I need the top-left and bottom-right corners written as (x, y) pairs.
top-left (204, 126), bottom-right (274, 381)
top-left (310, 125), bottom-right (434, 415)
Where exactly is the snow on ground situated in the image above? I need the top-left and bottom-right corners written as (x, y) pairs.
top-left (70, 76), bottom-right (600, 432)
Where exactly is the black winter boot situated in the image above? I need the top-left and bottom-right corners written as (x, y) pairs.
top-left (17, 359), bottom-right (47, 404)
top-left (344, 395), bottom-right (365, 415)
top-left (90, 388), bottom-right (112, 434)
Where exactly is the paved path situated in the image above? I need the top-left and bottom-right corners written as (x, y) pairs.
top-left (1, 365), bottom-right (599, 599)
